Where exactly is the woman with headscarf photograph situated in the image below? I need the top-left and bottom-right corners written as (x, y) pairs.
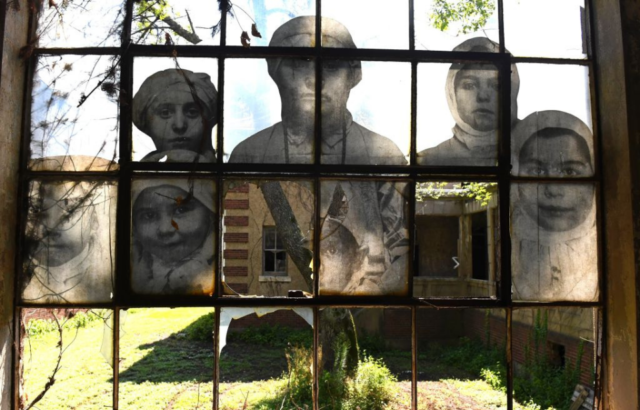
top-left (131, 179), bottom-right (216, 295)
top-left (417, 37), bottom-right (520, 166)
top-left (22, 180), bottom-right (116, 304)
top-left (511, 110), bottom-right (598, 302)
top-left (132, 69), bottom-right (218, 163)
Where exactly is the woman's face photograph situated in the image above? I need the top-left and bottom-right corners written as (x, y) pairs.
top-left (32, 182), bottom-right (91, 267)
top-left (320, 220), bottom-right (365, 292)
top-left (133, 185), bottom-right (213, 262)
top-left (146, 89), bottom-right (206, 153)
top-left (454, 64), bottom-right (499, 132)
top-left (518, 131), bottom-right (594, 232)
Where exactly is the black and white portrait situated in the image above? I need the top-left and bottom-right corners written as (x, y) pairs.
top-left (132, 68), bottom-right (218, 163)
top-left (22, 180), bottom-right (116, 303)
top-left (417, 37), bottom-right (520, 166)
top-left (227, 16), bottom-right (410, 295)
top-left (131, 179), bottom-right (216, 295)
top-left (228, 16), bottom-right (407, 166)
top-left (511, 110), bottom-right (598, 301)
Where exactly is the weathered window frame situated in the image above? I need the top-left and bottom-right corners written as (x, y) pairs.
top-left (4, 0), bottom-right (613, 409)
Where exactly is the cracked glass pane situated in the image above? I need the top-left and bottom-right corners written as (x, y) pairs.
top-left (131, 178), bottom-right (216, 295)
top-left (512, 308), bottom-right (598, 409)
top-left (319, 180), bottom-right (409, 296)
top-left (132, 57), bottom-right (218, 163)
top-left (318, 307), bottom-right (412, 408)
top-left (21, 180), bottom-right (117, 304)
top-left (504, 0), bottom-right (588, 58)
top-left (29, 55), bottom-right (120, 171)
top-left (219, 308), bottom-right (313, 410)
top-left (417, 308), bottom-right (508, 409)
top-left (511, 183), bottom-right (598, 302)
top-left (36, 0), bottom-right (126, 48)
top-left (20, 309), bottom-right (114, 409)
top-left (131, 0), bottom-right (221, 46)
top-left (119, 308), bottom-right (214, 409)
top-left (221, 180), bottom-right (314, 296)
top-left (414, 0), bottom-right (499, 52)
top-left (414, 181), bottom-right (500, 299)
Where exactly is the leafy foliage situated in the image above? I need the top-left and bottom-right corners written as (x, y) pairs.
top-left (227, 324), bottom-right (313, 348)
top-left (416, 181), bottom-right (498, 206)
top-left (430, 0), bottom-right (496, 34)
top-left (25, 310), bottom-right (107, 337)
top-left (184, 311), bottom-right (215, 342)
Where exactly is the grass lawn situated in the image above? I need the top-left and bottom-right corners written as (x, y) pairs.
top-left (22, 308), bottom-right (539, 410)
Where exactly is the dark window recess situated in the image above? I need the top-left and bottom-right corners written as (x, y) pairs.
top-left (471, 212), bottom-right (489, 280)
top-left (263, 226), bottom-right (287, 276)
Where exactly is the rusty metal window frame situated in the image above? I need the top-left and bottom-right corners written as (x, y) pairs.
top-left (11, 0), bottom-right (605, 409)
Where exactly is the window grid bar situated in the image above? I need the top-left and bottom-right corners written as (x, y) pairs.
top-left (506, 308), bottom-right (514, 410)
top-left (213, 307), bottom-right (221, 410)
top-left (498, 0), bottom-right (506, 54)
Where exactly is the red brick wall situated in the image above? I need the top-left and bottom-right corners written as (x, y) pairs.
top-left (224, 216), bottom-right (249, 227)
top-left (224, 266), bottom-right (248, 277)
top-left (224, 233), bottom-right (248, 243)
top-left (224, 249), bottom-right (248, 259)
top-left (224, 199), bottom-right (249, 209)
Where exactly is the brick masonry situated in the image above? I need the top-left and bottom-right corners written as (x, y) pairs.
top-left (224, 232), bottom-right (249, 243)
top-left (224, 199), bottom-right (249, 210)
top-left (224, 216), bottom-right (249, 227)
top-left (224, 249), bottom-right (248, 260)
top-left (224, 266), bottom-right (248, 277)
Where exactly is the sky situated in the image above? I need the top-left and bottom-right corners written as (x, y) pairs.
top-left (32, 0), bottom-right (592, 164)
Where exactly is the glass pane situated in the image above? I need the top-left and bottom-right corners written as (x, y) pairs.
top-left (505, 0), bottom-right (588, 58)
top-left (131, 0), bottom-right (221, 46)
top-left (323, 0), bottom-right (409, 49)
top-left (512, 111), bottom-right (595, 178)
top-left (264, 228), bottom-right (276, 249)
top-left (22, 180), bottom-right (116, 304)
top-left (319, 180), bottom-right (409, 296)
top-left (225, 1), bottom-right (316, 47)
top-left (222, 180), bottom-right (314, 296)
top-left (132, 57), bottom-right (218, 162)
top-left (219, 308), bottom-right (313, 409)
top-left (415, 1), bottom-right (499, 52)
top-left (512, 308), bottom-right (597, 409)
top-left (29, 55), bottom-right (119, 171)
top-left (322, 61), bottom-right (410, 165)
top-left (417, 62), bottom-right (501, 166)
top-left (414, 181), bottom-right (499, 298)
top-left (318, 308), bottom-right (411, 409)
top-left (265, 251), bottom-right (275, 272)
top-left (516, 64), bottom-right (592, 133)
top-left (225, 58), bottom-right (316, 164)
top-left (21, 309), bottom-right (113, 409)
top-left (131, 178), bottom-right (216, 295)
top-left (418, 308), bottom-right (508, 409)
top-left (36, 0), bottom-right (126, 48)
top-left (511, 183), bottom-right (598, 302)
top-left (119, 308), bottom-right (214, 409)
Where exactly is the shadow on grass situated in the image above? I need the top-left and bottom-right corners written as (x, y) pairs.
top-left (118, 313), bottom-right (214, 384)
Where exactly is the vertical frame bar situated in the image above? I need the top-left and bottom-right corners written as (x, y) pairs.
top-left (497, 0), bottom-right (506, 54)
top-left (408, 0), bottom-right (415, 51)
top-left (506, 307), bottom-right (513, 410)
top-left (407, 179), bottom-right (416, 297)
top-left (112, 308), bottom-right (120, 409)
top-left (498, 54), bottom-right (511, 305)
top-left (409, 62), bottom-right (417, 167)
top-left (313, 307), bottom-right (319, 410)
top-left (411, 306), bottom-right (417, 410)
top-left (213, 307), bottom-right (221, 410)
top-left (216, 174), bottom-right (224, 297)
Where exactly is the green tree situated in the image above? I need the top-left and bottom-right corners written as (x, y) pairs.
top-left (430, 0), bottom-right (496, 34)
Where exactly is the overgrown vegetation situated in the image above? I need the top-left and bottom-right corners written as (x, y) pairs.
top-left (416, 181), bottom-right (498, 206)
top-left (430, 0), bottom-right (496, 34)
top-left (227, 323), bottom-right (313, 348)
top-left (24, 309), bottom-right (108, 337)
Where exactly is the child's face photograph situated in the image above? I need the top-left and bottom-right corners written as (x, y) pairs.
top-left (133, 185), bottom-right (213, 262)
top-left (32, 182), bottom-right (92, 267)
top-left (519, 182), bottom-right (594, 232)
top-left (146, 88), bottom-right (206, 153)
top-left (519, 132), bottom-right (593, 177)
top-left (454, 64), bottom-right (499, 132)
top-left (319, 219), bottom-right (365, 292)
